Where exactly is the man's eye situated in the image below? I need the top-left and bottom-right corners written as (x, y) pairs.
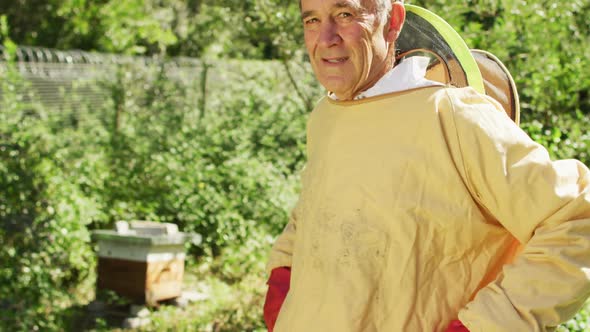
top-left (338, 12), bottom-right (353, 18)
top-left (304, 18), bottom-right (319, 25)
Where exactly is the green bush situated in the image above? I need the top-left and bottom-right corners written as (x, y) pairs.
top-left (93, 60), bottom-right (317, 254)
top-left (1, 49), bottom-right (99, 331)
top-left (1, 44), bottom-right (320, 329)
top-left (0, 0), bottom-right (304, 59)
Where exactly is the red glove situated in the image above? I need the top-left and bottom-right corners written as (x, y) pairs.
top-left (263, 267), bottom-right (291, 332)
top-left (446, 319), bottom-right (470, 332)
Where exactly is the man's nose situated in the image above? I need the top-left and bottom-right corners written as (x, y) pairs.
top-left (318, 21), bottom-right (342, 47)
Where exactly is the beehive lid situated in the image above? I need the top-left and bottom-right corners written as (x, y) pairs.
top-left (92, 221), bottom-right (201, 246)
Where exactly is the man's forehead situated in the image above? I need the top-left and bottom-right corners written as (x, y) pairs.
top-left (300, 0), bottom-right (375, 13)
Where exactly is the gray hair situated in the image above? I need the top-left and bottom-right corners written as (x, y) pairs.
top-left (375, 0), bottom-right (404, 24)
top-left (376, 0), bottom-right (393, 22)
top-left (299, 0), bottom-right (402, 24)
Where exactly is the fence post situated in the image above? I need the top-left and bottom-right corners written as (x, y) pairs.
top-left (199, 61), bottom-right (211, 120)
top-left (110, 66), bottom-right (125, 143)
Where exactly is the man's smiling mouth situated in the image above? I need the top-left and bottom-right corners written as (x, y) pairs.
top-left (323, 57), bottom-right (349, 64)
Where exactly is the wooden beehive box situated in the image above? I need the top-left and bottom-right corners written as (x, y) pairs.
top-left (92, 221), bottom-right (191, 306)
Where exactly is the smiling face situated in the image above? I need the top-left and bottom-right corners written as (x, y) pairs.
top-left (301, 0), bottom-right (405, 100)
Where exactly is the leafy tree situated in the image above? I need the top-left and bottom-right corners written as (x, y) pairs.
top-left (0, 0), bottom-right (303, 58)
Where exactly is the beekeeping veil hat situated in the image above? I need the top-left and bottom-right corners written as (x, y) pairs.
top-left (397, 5), bottom-right (520, 124)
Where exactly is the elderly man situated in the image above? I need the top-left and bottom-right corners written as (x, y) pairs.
top-left (264, 0), bottom-right (590, 331)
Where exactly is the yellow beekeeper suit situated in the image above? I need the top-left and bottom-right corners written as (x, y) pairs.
top-left (267, 86), bottom-right (590, 332)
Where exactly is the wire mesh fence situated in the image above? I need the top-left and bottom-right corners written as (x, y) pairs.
top-left (0, 45), bottom-right (317, 132)
top-left (0, 46), bottom-right (202, 115)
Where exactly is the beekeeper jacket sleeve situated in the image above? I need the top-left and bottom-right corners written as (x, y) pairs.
top-left (267, 211), bottom-right (297, 275)
top-left (441, 90), bottom-right (590, 331)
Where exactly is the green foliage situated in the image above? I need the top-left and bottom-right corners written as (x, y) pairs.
top-left (557, 301), bottom-right (590, 332)
top-left (195, 0), bottom-right (303, 59)
top-left (95, 60), bottom-right (316, 255)
top-left (0, 0), bottom-right (180, 55)
top-left (146, 263), bottom-right (267, 332)
top-left (1, 47), bottom-right (319, 329)
top-left (97, 0), bottom-right (178, 54)
top-left (0, 0), bottom-right (304, 59)
top-left (1, 32), bottom-right (98, 331)
top-left (144, 230), bottom-right (274, 332)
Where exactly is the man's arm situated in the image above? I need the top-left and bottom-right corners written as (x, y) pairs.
top-left (441, 88), bottom-right (590, 331)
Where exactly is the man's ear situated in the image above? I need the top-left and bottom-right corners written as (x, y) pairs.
top-left (386, 2), bottom-right (406, 43)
